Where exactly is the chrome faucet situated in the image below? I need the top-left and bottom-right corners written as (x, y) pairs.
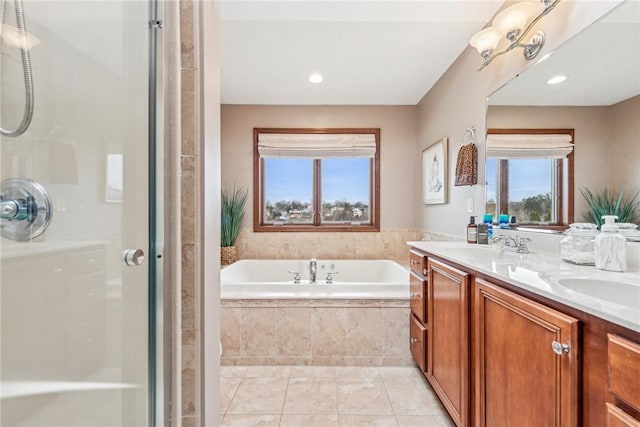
top-left (491, 235), bottom-right (531, 254)
top-left (309, 258), bottom-right (317, 284)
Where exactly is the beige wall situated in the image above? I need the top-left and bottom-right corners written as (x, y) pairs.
top-left (608, 95), bottom-right (640, 192)
top-left (415, 1), bottom-right (622, 238)
top-left (221, 105), bottom-right (418, 229)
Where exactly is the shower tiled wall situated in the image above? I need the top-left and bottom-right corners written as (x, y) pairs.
top-left (235, 228), bottom-right (422, 263)
top-left (180, 1), bottom-right (201, 426)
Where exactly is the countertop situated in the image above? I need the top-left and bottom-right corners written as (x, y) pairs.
top-left (407, 241), bottom-right (640, 333)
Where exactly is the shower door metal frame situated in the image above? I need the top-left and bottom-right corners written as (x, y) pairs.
top-left (149, 0), bottom-right (166, 426)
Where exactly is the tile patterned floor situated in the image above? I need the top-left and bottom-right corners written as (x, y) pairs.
top-left (220, 366), bottom-right (455, 427)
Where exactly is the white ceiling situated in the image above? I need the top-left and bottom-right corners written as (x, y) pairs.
top-left (489, 1), bottom-right (640, 107)
top-left (220, 1), bottom-right (503, 105)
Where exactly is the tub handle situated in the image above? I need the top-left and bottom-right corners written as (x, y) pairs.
top-left (288, 270), bottom-right (301, 284)
top-left (326, 271), bottom-right (339, 284)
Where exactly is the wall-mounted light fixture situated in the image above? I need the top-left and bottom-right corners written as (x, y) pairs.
top-left (469, 0), bottom-right (560, 71)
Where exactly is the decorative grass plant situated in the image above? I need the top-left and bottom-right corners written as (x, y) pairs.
top-left (580, 186), bottom-right (640, 228)
top-left (221, 185), bottom-right (247, 264)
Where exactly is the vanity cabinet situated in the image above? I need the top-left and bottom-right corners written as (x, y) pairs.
top-left (607, 334), bottom-right (640, 426)
top-left (409, 250), bottom-right (428, 372)
top-left (427, 259), bottom-right (470, 427)
top-left (474, 278), bottom-right (579, 427)
top-left (408, 245), bottom-right (640, 427)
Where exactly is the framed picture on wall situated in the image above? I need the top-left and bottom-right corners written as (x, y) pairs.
top-left (422, 137), bottom-right (448, 205)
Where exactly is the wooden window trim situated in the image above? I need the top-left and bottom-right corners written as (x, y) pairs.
top-left (253, 128), bottom-right (381, 232)
top-left (487, 128), bottom-right (574, 228)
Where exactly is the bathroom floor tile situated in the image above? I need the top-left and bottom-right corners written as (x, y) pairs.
top-left (379, 366), bottom-right (422, 378)
top-left (280, 414), bottom-right (339, 427)
top-left (338, 415), bottom-right (398, 426)
top-left (226, 377), bottom-right (288, 414)
top-left (396, 415), bottom-right (455, 426)
top-left (336, 377), bottom-right (394, 415)
top-left (244, 365), bottom-right (291, 378)
top-left (384, 377), bottom-right (444, 416)
top-left (221, 366), bottom-right (248, 378)
top-left (290, 366), bottom-right (337, 377)
top-left (220, 377), bottom-right (242, 414)
top-left (220, 414), bottom-right (281, 427)
top-left (283, 377), bottom-right (338, 414)
top-left (335, 367), bottom-right (381, 378)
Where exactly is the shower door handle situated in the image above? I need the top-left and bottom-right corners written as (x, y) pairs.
top-left (123, 248), bottom-right (145, 266)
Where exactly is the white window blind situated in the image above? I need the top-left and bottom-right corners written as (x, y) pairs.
top-left (257, 133), bottom-right (376, 159)
top-left (486, 134), bottom-right (573, 159)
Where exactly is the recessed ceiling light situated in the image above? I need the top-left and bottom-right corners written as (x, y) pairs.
top-left (546, 75), bottom-right (567, 85)
top-left (308, 73), bottom-right (323, 84)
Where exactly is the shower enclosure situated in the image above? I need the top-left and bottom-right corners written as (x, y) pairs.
top-left (0, 0), bottom-right (161, 425)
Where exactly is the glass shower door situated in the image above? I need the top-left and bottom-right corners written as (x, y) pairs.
top-left (0, 1), bottom-right (154, 425)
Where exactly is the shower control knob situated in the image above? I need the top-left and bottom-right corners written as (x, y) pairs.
top-left (123, 248), bottom-right (145, 266)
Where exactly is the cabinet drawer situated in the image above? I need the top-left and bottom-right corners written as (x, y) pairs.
top-left (410, 272), bottom-right (427, 324)
top-left (607, 403), bottom-right (640, 427)
top-left (608, 334), bottom-right (640, 412)
top-left (410, 249), bottom-right (428, 277)
top-left (410, 313), bottom-right (427, 373)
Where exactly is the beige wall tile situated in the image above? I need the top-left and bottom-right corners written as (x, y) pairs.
top-left (382, 308), bottom-right (410, 358)
top-left (311, 307), bottom-right (348, 357)
top-left (347, 308), bottom-right (382, 357)
top-left (276, 307), bottom-right (311, 357)
top-left (180, 69), bottom-right (196, 155)
top-left (221, 307), bottom-right (242, 357)
top-left (241, 308), bottom-right (276, 357)
top-left (182, 366), bottom-right (197, 416)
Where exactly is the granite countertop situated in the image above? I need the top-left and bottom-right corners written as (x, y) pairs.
top-left (407, 241), bottom-right (640, 333)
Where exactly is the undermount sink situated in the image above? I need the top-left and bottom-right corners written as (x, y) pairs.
top-left (556, 278), bottom-right (640, 309)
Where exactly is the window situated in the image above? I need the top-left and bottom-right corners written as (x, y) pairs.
top-left (485, 129), bottom-right (574, 228)
top-left (254, 128), bottom-right (380, 232)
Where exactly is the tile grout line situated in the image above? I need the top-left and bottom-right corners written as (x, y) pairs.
top-left (380, 371), bottom-right (401, 427)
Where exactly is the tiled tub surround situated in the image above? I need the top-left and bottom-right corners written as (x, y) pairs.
top-left (221, 299), bottom-right (413, 366)
top-left (235, 228), bottom-right (421, 262)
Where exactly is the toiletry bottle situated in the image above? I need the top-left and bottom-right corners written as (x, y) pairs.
top-left (483, 214), bottom-right (494, 239)
top-left (477, 223), bottom-right (489, 244)
top-left (467, 216), bottom-right (477, 244)
top-left (509, 215), bottom-right (518, 229)
top-left (499, 214), bottom-right (510, 229)
top-left (594, 215), bottom-right (627, 272)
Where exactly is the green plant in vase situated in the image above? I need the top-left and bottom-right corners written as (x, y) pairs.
top-left (580, 186), bottom-right (640, 229)
top-left (221, 185), bottom-right (248, 265)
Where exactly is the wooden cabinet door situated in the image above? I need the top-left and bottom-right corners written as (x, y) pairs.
top-left (427, 259), bottom-right (470, 427)
top-left (474, 278), bottom-right (579, 427)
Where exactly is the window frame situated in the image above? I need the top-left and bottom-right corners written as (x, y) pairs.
top-left (486, 128), bottom-right (574, 229)
top-left (253, 127), bottom-right (381, 232)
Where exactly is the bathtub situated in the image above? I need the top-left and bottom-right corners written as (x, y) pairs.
top-left (221, 259), bottom-right (409, 299)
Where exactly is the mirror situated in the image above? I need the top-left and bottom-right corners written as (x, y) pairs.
top-left (486, 1), bottom-right (640, 233)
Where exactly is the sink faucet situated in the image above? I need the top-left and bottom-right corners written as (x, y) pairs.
top-left (309, 258), bottom-right (317, 284)
top-left (491, 235), bottom-right (531, 254)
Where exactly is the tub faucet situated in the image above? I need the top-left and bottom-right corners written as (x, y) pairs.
top-left (309, 258), bottom-right (317, 284)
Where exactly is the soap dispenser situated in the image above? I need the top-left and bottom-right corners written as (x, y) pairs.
top-left (594, 215), bottom-right (627, 272)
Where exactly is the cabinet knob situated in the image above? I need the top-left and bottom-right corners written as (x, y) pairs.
top-left (551, 341), bottom-right (570, 355)
top-left (410, 260), bottom-right (419, 265)
top-left (410, 338), bottom-right (420, 344)
top-left (423, 268), bottom-right (427, 275)
top-left (410, 293), bottom-right (419, 298)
